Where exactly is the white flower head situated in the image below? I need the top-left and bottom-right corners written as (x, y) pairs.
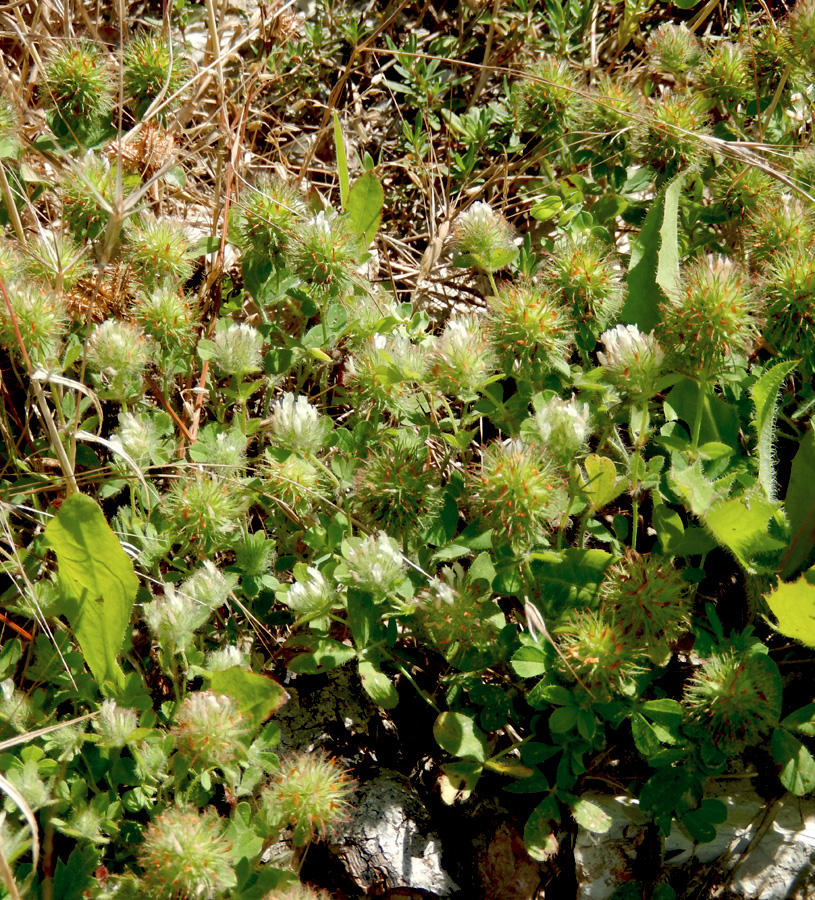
top-left (211, 322), bottom-right (262, 377)
top-left (534, 395), bottom-right (593, 464)
top-left (94, 699), bottom-right (138, 748)
top-left (344, 531), bottom-right (406, 596)
top-left (598, 324), bottom-right (665, 398)
top-left (268, 392), bottom-right (331, 454)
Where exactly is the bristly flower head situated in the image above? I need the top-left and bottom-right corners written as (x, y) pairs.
top-left (345, 333), bottom-right (428, 417)
top-left (165, 474), bottom-right (247, 554)
top-left (61, 152), bottom-right (138, 243)
top-left (429, 314), bottom-right (498, 400)
top-left (143, 582), bottom-right (211, 654)
top-left (110, 410), bottom-right (174, 469)
top-left (545, 234), bottom-right (625, 350)
top-left (268, 392), bottom-right (332, 455)
top-left (138, 805), bottom-right (236, 899)
top-left (601, 551), bottom-right (691, 665)
top-left (472, 439), bottom-right (567, 551)
top-left (556, 609), bottom-right (647, 702)
top-left (128, 215), bottom-right (194, 291)
top-left (172, 691), bottom-right (252, 771)
top-left (234, 176), bottom-right (306, 256)
top-left (341, 531), bottom-right (406, 597)
top-left (262, 886), bottom-right (334, 900)
top-left (25, 232), bottom-right (90, 292)
top-left (93, 700), bottom-right (138, 748)
top-left (746, 195), bottom-right (815, 268)
top-left (683, 646), bottom-right (782, 752)
top-left (133, 282), bottom-right (196, 352)
top-left (262, 452), bottom-right (324, 519)
top-left (0, 283), bottom-right (68, 367)
top-left (513, 56), bottom-right (584, 137)
top-left (86, 319), bottom-right (152, 402)
top-left (287, 209), bottom-right (365, 292)
top-left (0, 92), bottom-right (20, 159)
top-left (262, 751), bottom-right (356, 847)
top-left (487, 280), bottom-right (574, 384)
top-left (698, 42), bottom-right (752, 108)
top-left (784, 0), bottom-right (815, 71)
top-left (762, 241), bottom-right (815, 372)
top-left (282, 566), bottom-right (337, 627)
top-left (645, 23), bottom-right (701, 83)
top-left (527, 396), bottom-right (593, 467)
top-left (597, 323), bottom-right (666, 400)
top-left (41, 40), bottom-right (113, 139)
top-left (637, 92), bottom-right (711, 178)
top-left (658, 255), bottom-right (763, 378)
top-left (209, 322), bottom-right (263, 378)
top-left (451, 202), bottom-right (517, 274)
top-left (123, 30), bottom-right (189, 122)
top-left (579, 74), bottom-right (642, 167)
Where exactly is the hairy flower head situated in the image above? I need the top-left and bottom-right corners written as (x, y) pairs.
top-left (598, 323), bottom-right (665, 399)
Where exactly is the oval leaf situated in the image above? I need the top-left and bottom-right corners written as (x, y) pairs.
top-left (433, 712), bottom-right (488, 762)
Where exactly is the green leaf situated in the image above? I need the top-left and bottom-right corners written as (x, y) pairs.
top-left (623, 173), bottom-right (684, 332)
top-left (670, 460), bottom-right (722, 518)
top-left (511, 644), bottom-right (549, 678)
top-left (286, 637), bottom-right (357, 674)
top-left (591, 193), bottom-right (628, 224)
top-left (781, 702), bottom-right (815, 736)
top-left (550, 706), bottom-right (578, 733)
top-left (653, 505), bottom-right (685, 555)
top-left (664, 378), bottom-right (739, 449)
top-left (682, 799), bottom-right (727, 843)
top-left (333, 111), bottom-right (350, 210)
top-left (469, 551), bottom-right (496, 586)
top-left (772, 728), bottom-right (815, 795)
top-left (530, 196), bottom-right (563, 221)
top-left (572, 798), bottom-right (613, 834)
top-left (43, 494), bottom-right (138, 689)
top-left (781, 426), bottom-right (815, 580)
top-left (528, 549), bottom-right (613, 619)
top-left (640, 698), bottom-right (683, 743)
top-left (358, 659), bottom-right (399, 709)
top-left (347, 171), bottom-right (384, 245)
top-left (433, 712), bottom-right (488, 761)
top-left (524, 797), bottom-right (561, 861)
top-left (631, 712), bottom-right (660, 757)
top-left (439, 760), bottom-right (483, 804)
top-left (580, 454), bottom-right (624, 511)
top-left (765, 575), bottom-right (815, 648)
top-left (704, 496), bottom-right (785, 571)
top-left (751, 360), bottom-right (798, 500)
top-left (209, 667), bottom-right (287, 730)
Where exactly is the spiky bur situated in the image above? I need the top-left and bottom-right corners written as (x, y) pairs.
top-left (710, 163), bottom-right (779, 219)
top-left (601, 552), bottom-right (691, 665)
top-left (429, 314), bottom-right (498, 400)
top-left (233, 176), bottom-right (306, 257)
top-left (206, 322), bottom-right (263, 379)
top-left (123, 30), bottom-right (189, 121)
top-left (698, 42), bottom-right (753, 108)
top-left (683, 647), bottom-right (781, 753)
top-left (133, 283), bottom-right (196, 353)
top-left (287, 209), bottom-right (365, 293)
top-left (24, 233), bottom-right (90, 293)
top-left (40, 40), bottom-right (113, 140)
top-left (350, 432), bottom-right (442, 538)
top-left (0, 284), bottom-right (68, 367)
top-left (783, 0), bottom-right (815, 71)
top-left (556, 609), bottom-right (647, 702)
top-left (267, 392), bottom-right (332, 455)
top-left (450, 202), bottom-right (517, 275)
top-left (164, 474), bottom-right (247, 554)
top-left (745, 195), bottom-right (815, 267)
top-left (261, 751), bottom-right (356, 847)
top-left (0, 240), bottom-right (24, 284)
top-left (645, 23), bottom-right (701, 84)
top-left (127, 215), bottom-right (194, 291)
top-left (138, 805), bottom-right (237, 899)
top-left (525, 396), bottom-right (593, 467)
top-left (792, 146), bottom-right (815, 192)
top-left (745, 21), bottom-right (786, 83)
top-left (471, 440), bottom-right (567, 551)
top-left (93, 700), bottom-right (138, 748)
top-left (344, 333), bottom-right (428, 419)
top-left (261, 452), bottom-right (325, 521)
top-left (171, 691), bottom-right (252, 772)
top-left (340, 531), bottom-right (406, 597)
top-left (658, 256), bottom-right (763, 379)
top-left (60, 153), bottom-right (138, 243)
top-left (486, 280), bottom-right (574, 385)
top-left (512, 56), bottom-right (584, 138)
top-left (86, 319), bottom-right (152, 402)
top-left (544, 234), bottom-right (624, 352)
top-left (636, 93), bottom-right (711, 179)
top-left (762, 241), bottom-right (815, 373)
top-left (577, 74), bottom-right (642, 168)
top-left (597, 324), bottom-right (666, 401)
top-left (415, 563), bottom-right (505, 670)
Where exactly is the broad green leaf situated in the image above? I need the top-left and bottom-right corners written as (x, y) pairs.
top-left (623, 172), bottom-right (684, 332)
top-left (751, 360), bottom-right (798, 500)
top-left (772, 728), bottom-right (815, 795)
top-left (781, 702), bottom-right (815, 737)
top-left (333, 111), bottom-right (349, 209)
top-left (641, 698), bottom-right (683, 743)
top-left (358, 660), bottom-right (399, 709)
top-left (631, 712), bottom-right (660, 757)
top-left (469, 551), bottom-right (496, 586)
top-left (664, 378), bottom-right (739, 449)
top-left (347, 171), bottom-right (384, 245)
top-left (549, 706), bottom-right (578, 733)
top-left (670, 460), bottom-right (721, 518)
top-left (580, 454), bottom-right (624, 511)
top-left (530, 196), bottom-right (562, 221)
top-left (210, 667), bottom-right (287, 729)
top-left (681, 799), bottom-right (727, 844)
top-left (433, 712), bottom-right (488, 761)
top-left (572, 798), bottom-right (613, 834)
top-left (286, 636), bottom-right (357, 674)
top-left (704, 497), bottom-right (785, 571)
top-left (511, 644), bottom-right (549, 678)
top-left (528, 549), bottom-right (613, 619)
top-left (524, 797), bottom-right (561, 861)
top-left (781, 426), bottom-right (815, 580)
top-left (44, 494), bottom-right (138, 689)
top-left (765, 575), bottom-right (815, 648)
top-left (653, 504), bottom-right (684, 554)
